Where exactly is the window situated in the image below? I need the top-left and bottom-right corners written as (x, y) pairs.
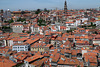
top-left (20, 47), bottom-right (24, 48)
top-left (20, 50), bottom-right (24, 51)
top-left (13, 47), bottom-right (17, 48)
top-left (25, 47), bottom-right (27, 48)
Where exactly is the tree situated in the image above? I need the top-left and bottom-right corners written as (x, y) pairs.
top-left (21, 11), bottom-right (25, 14)
top-left (8, 19), bottom-right (14, 23)
top-left (2, 26), bottom-right (11, 33)
top-left (2, 26), bottom-right (10, 29)
top-left (26, 31), bottom-right (31, 34)
top-left (44, 8), bottom-right (47, 12)
top-left (24, 22), bottom-right (27, 24)
top-left (4, 20), bottom-right (7, 23)
top-left (38, 19), bottom-right (46, 26)
top-left (91, 22), bottom-right (94, 26)
top-left (94, 31), bottom-right (98, 34)
top-left (44, 8), bottom-right (50, 12)
top-left (17, 17), bottom-right (26, 22)
top-left (77, 65), bottom-right (80, 67)
top-left (17, 17), bottom-right (21, 21)
top-left (35, 9), bottom-right (41, 14)
top-left (90, 22), bottom-right (96, 29)
top-left (66, 30), bottom-right (72, 33)
top-left (0, 43), bottom-right (2, 46)
top-left (22, 30), bottom-right (25, 33)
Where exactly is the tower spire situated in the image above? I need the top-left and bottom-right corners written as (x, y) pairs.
top-left (64, 0), bottom-right (67, 14)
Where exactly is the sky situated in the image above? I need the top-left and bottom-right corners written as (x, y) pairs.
top-left (0, 0), bottom-right (100, 11)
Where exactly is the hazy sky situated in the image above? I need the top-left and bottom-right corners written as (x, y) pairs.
top-left (0, 0), bottom-right (100, 10)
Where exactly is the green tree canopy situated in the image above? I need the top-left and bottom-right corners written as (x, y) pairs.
top-left (38, 19), bottom-right (46, 26)
top-left (21, 11), bottom-right (25, 14)
top-left (35, 9), bottom-right (41, 14)
top-left (8, 18), bottom-right (14, 23)
top-left (44, 8), bottom-right (50, 12)
top-left (17, 17), bottom-right (26, 22)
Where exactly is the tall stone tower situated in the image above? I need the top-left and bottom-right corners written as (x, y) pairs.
top-left (0, 9), bottom-right (4, 22)
top-left (64, 0), bottom-right (67, 14)
top-left (99, 7), bottom-right (100, 11)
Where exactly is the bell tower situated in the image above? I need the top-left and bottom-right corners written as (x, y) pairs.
top-left (64, 0), bottom-right (67, 14)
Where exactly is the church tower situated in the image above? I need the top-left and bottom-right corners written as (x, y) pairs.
top-left (64, 0), bottom-right (67, 14)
